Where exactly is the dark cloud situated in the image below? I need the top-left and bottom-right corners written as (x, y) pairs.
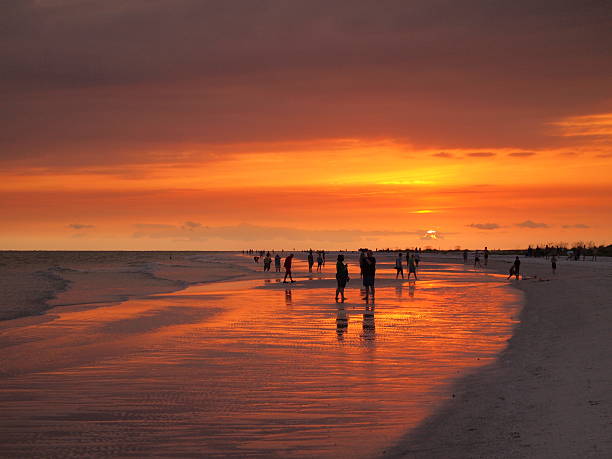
top-left (2, 0), bottom-right (612, 167)
top-left (507, 152), bottom-right (536, 157)
top-left (562, 224), bottom-right (590, 229)
top-left (68, 223), bottom-right (94, 230)
top-left (467, 223), bottom-right (501, 230)
top-left (432, 152), bottom-right (455, 158)
top-left (516, 220), bottom-right (549, 229)
top-left (466, 152), bottom-right (496, 158)
top-left (182, 221), bottom-right (203, 230)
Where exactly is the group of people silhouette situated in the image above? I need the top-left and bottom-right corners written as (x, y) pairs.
top-left (247, 248), bottom-right (424, 302)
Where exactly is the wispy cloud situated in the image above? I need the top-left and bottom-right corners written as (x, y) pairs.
top-left (507, 152), bottom-right (536, 158)
top-left (516, 220), bottom-right (549, 229)
top-left (466, 152), bottom-right (496, 158)
top-left (132, 222), bottom-right (428, 243)
top-left (68, 223), bottom-right (94, 230)
top-left (432, 152), bottom-right (455, 159)
top-left (468, 223), bottom-right (501, 230)
top-left (562, 224), bottom-right (590, 229)
top-left (551, 113), bottom-right (612, 138)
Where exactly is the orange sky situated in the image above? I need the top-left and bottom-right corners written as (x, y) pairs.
top-left (1, 1), bottom-right (611, 250)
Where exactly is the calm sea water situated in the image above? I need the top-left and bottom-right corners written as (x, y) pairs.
top-left (0, 257), bottom-right (521, 457)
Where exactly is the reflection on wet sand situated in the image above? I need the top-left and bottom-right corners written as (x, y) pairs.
top-left (408, 280), bottom-right (416, 298)
top-left (285, 288), bottom-right (292, 306)
top-left (0, 262), bottom-right (522, 458)
top-left (336, 305), bottom-right (348, 341)
top-left (361, 300), bottom-right (376, 343)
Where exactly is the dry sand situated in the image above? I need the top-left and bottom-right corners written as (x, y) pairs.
top-left (387, 255), bottom-right (612, 458)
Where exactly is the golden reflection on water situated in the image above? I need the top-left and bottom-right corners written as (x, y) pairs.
top-left (0, 261), bottom-right (521, 458)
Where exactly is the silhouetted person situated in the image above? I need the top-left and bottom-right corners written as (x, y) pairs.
top-left (316, 252), bottom-right (323, 272)
top-left (362, 250), bottom-right (376, 299)
top-left (254, 256), bottom-right (259, 263)
top-left (395, 252), bottom-right (404, 279)
top-left (359, 250), bottom-right (367, 278)
top-left (407, 254), bottom-right (417, 280)
top-left (283, 254), bottom-right (295, 283)
top-left (274, 254), bottom-right (281, 272)
top-left (307, 250), bottom-right (314, 273)
top-left (551, 254), bottom-right (557, 275)
top-left (507, 256), bottom-right (521, 280)
top-left (335, 254), bottom-right (349, 301)
top-left (474, 251), bottom-right (482, 269)
top-left (263, 252), bottom-right (272, 272)
top-left (484, 247), bottom-right (489, 266)
top-left (463, 249), bottom-right (468, 264)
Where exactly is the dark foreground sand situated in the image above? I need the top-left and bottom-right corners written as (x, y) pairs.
top-left (387, 256), bottom-right (612, 458)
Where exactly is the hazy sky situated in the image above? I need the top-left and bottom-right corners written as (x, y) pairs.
top-left (2, 0), bottom-right (611, 249)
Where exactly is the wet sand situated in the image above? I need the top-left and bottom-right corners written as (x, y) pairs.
top-left (389, 255), bottom-right (612, 458)
top-left (0, 252), bottom-right (522, 457)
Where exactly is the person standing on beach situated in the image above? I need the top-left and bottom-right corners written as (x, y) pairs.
top-left (263, 252), bottom-right (272, 272)
top-left (395, 252), bottom-right (404, 279)
top-left (362, 250), bottom-right (376, 299)
top-left (335, 254), bottom-right (349, 301)
top-left (551, 254), bottom-right (557, 275)
top-left (484, 247), bottom-right (489, 266)
top-left (507, 256), bottom-right (521, 280)
top-left (474, 251), bottom-right (482, 269)
top-left (274, 254), bottom-right (281, 272)
top-left (316, 252), bottom-right (324, 272)
top-left (359, 250), bottom-right (367, 279)
top-left (463, 249), bottom-right (468, 264)
top-left (283, 254), bottom-right (295, 283)
top-left (307, 250), bottom-right (314, 273)
top-left (407, 254), bottom-right (417, 280)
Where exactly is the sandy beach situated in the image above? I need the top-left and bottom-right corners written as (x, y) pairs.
top-left (389, 255), bottom-right (612, 458)
top-left (0, 251), bottom-right (610, 457)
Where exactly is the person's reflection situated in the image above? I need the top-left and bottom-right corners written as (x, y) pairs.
top-left (336, 305), bottom-right (348, 341)
top-left (362, 298), bottom-right (375, 342)
top-left (285, 289), bottom-right (292, 306)
top-left (408, 280), bottom-right (416, 298)
top-left (395, 285), bottom-right (403, 299)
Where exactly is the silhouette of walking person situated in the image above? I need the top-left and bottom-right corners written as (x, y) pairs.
top-left (474, 251), bottom-right (482, 269)
top-left (507, 256), bottom-right (521, 280)
top-left (395, 252), bottom-right (404, 279)
top-left (307, 250), bottom-right (314, 273)
top-left (407, 254), bottom-right (418, 280)
top-left (283, 254), bottom-right (295, 283)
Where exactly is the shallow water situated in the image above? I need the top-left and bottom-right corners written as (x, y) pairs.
top-left (0, 259), bottom-right (521, 458)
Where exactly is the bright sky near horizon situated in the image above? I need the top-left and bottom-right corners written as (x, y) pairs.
top-left (1, 1), bottom-right (611, 250)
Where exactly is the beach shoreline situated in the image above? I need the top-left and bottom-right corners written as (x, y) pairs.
top-left (0, 251), bottom-right (254, 322)
top-left (1, 251), bottom-right (610, 457)
top-left (386, 255), bottom-right (612, 458)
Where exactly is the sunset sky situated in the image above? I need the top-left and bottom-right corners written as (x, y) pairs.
top-left (2, 0), bottom-right (611, 250)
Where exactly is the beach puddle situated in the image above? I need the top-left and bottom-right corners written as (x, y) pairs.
top-left (0, 261), bottom-right (521, 458)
